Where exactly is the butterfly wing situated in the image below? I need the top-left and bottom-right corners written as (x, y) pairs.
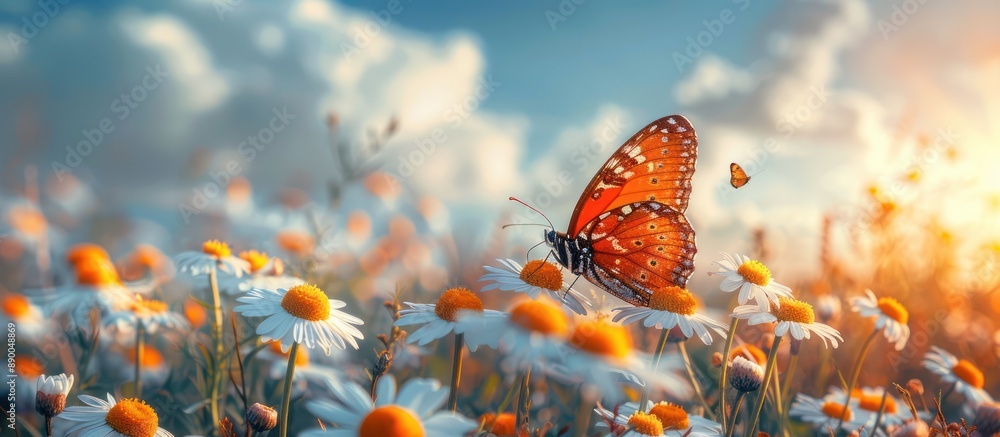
top-left (576, 201), bottom-right (697, 306)
top-left (567, 115), bottom-right (698, 236)
top-left (730, 163), bottom-right (750, 189)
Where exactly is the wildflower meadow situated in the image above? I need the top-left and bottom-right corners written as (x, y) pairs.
top-left (2, 1), bottom-right (998, 437)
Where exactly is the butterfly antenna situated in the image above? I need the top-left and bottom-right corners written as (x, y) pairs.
top-left (501, 223), bottom-right (549, 230)
top-left (508, 197), bottom-right (555, 230)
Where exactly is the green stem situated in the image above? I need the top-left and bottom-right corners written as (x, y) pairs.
top-left (278, 342), bottom-right (299, 437)
top-left (744, 335), bottom-right (782, 437)
top-left (448, 333), bottom-right (465, 412)
top-left (515, 368), bottom-right (531, 433)
top-left (726, 392), bottom-right (747, 437)
top-left (208, 266), bottom-right (226, 435)
top-left (572, 385), bottom-right (596, 437)
top-left (780, 353), bottom-right (798, 410)
top-left (678, 341), bottom-right (715, 420)
top-left (871, 387), bottom-right (889, 435)
top-left (719, 319), bottom-right (740, 433)
top-left (134, 321), bottom-right (144, 396)
top-left (836, 328), bottom-right (880, 430)
top-left (639, 328), bottom-right (670, 411)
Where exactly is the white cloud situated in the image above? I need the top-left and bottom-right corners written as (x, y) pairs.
top-left (120, 12), bottom-right (230, 112)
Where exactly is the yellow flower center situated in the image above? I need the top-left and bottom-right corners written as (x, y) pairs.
top-left (519, 260), bottom-right (564, 291)
top-left (201, 239), bottom-right (231, 258)
top-left (105, 398), bottom-right (159, 437)
top-left (952, 360), bottom-right (985, 389)
top-left (239, 250), bottom-right (270, 273)
top-left (858, 394), bottom-right (897, 414)
top-left (16, 356), bottom-right (44, 379)
top-left (648, 286), bottom-right (697, 315)
top-left (1, 295), bottom-right (31, 318)
top-left (280, 285), bottom-right (331, 322)
top-left (774, 298), bottom-right (816, 325)
top-left (626, 411), bottom-right (664, 436)
top-left (821, 402), bottom-right (851, 420)
top-left (737, 259), bottom-right (772, 286)
top-left (433, 287), bottom-right (484, 322)
top-left (729, 345), bottom-right (767, 366)
top-left (569, 321), bottom-right (633, 360)
top-left (75, 259), bottom-right (122, 287)
top-left (358, 406), bottom-right (424, 437)
top-left (876, 297), bottom-right (909, 325)
top-left (649, 402), bottom-right (690, 430)
top-left (129, 296), bottom-right (168, 316)
top-left (66, 243), bottom-right (110, 266)
top-left (509, 300), bottom-right (568, 336)
top-left (126, 345), bottom-right (164, 368)
top-left (479, 412), bottom-right (516, 436)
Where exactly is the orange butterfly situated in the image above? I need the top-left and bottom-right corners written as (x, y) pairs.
top-left (730, 162), bottom-right (751, 189)
top-left (520, 115), bottom-right (698, 307)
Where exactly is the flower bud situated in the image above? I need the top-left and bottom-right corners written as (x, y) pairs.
top-left (246, 403), bottom-right (278, 432)
top-left (728, 356), bottom-right (764, 393)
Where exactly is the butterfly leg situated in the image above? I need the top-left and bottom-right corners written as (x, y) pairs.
top-left (524, 240), bottom-right (546, 264)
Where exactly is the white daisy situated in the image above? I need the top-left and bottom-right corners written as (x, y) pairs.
top-left (103, 296), bottom-right (189, 343)
top-left (850, 289), bottom-right (910, 351)
top-left (454, 298), bottom-right (569, 372)
top-left (173, 239), bottom-right (250, 277)
top-left (710, 253), bottom-right (793, 311)
top-left (227, 251), bottom-right (305, 294)
top-left (825, 386), bottom-right (910, 428)
top-left (731, 297), bottom-right (843, 348)
top-left (235, 284), bottom-right (364, 355)
top-left (44, 258), bottom-right (135, 328)
top-left (596, 401), bottom-right (723, 437)
top-left (479, 258), bottom-right (591, 315)
top-left (922, 347), bottom-right (994, 407)
top-left (58, 393), bottom-right (173, 437)
top-left (0, 293), bottom-right (51, 342)
top-left (548, 320), bottom-right (691, 404)
top-left (789, 393), bottom-right (864, 432)
top-left (612, 286), bottom-right (728, 345)
top-left (395, 287), bottom-right (505, 348)
top-left (303, 375), bottom-right (477, 437)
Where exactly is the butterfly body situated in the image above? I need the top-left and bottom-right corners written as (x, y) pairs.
top-left (541, 115), bottom-right (699, 307)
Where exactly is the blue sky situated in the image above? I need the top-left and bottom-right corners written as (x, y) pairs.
top-left (2, 0), bottom-right (999, 281)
